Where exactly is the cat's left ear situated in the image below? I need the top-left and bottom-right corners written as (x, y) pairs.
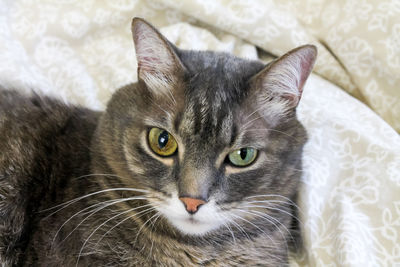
top-left (131, 18), bottom-right (185, 95)
top-left (252, 45), bottom-right (317, 110)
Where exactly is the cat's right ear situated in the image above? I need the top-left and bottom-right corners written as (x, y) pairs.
top-left (131, 18), bottom-right (185, 96)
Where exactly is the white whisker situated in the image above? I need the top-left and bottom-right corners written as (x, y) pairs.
top-left (133, 211), bottom-right (161, 245)
top-left (41, 187), bottom-right (149, 216)
top-left (240, 115), bottom-right (265, 131)
top-left (244, 128), bottom-right (299, 140)
top-left (242, 106), bottom-right (265, 122)
top-left (247, 209), bottom-right (298, 251)
top-left (229, 218), bottom-right (252, 243)
top-left (218, 214), bottom-right (237, 245)
top-left (245, 194), bottom-right (298, 207)
top-left (56, 197), bottom-right (149, 245)
top-left (71, 173), bottom-right (127, 181)
top-left (244, 199), bottom-right (301, 214)
top-left (236, 208), bottom-right (290, 252)
top-left (146, 212), bottom-right (162, 262)
top-left (242, 204), bottom-right (301, 223)
top-left (229, 213), bottom-right (274, 245)
top-left (228, 213), bottom-right (282, 261)
top-left (76, 205), bottom-right (158, 266)
top-left (95, 205), bottom-right (158, 248)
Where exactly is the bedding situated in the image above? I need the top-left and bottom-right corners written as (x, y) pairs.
top-left (0, 0), bottom-right (399, 266)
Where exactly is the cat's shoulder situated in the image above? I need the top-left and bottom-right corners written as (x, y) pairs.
top-left (0, 89), bottom-right (100, 265)
top-left (0, 89), bottom-right (100, 162)
top-left (0, 89), bottom-right (101, 194)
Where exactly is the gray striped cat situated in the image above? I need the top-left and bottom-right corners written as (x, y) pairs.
top-left (0, 18), bottom-right (316, 266)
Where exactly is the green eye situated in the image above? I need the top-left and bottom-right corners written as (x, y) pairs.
top-left (228, 148), bottom-right (258, 167)
top-left (148, 128), bottom-right (177, 156)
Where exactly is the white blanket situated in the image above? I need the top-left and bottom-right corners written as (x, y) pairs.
top-left (0, 0), bottom-right (399, 266)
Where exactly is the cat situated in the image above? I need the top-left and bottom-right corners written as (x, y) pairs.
top-left (0, 18), bottom-right (316, 266)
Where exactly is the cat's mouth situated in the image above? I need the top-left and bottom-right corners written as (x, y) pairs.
top-left (154, 196), bottom-right (228, 236)
top-left (186, 217), bottom-right (199, 223)
top-left (164, 213), bottom-right (222, 236)
top-left (176, 215), bottom-right (205, 225)
top-left (166, 212), bottom-right (210, 225)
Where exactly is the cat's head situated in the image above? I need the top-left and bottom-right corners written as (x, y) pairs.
top-left (95, 18), bottom-right (316, 236)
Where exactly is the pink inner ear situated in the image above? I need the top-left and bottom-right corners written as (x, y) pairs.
top-left (281, 93), bottom-right (300, 106)
top-left (298, 49), bottom-right (317, 94)
top-left (139, 56), bottom-right (163, 72)
top-left (258, 45), bottom-right (317, 108)
top-left (132, 19), bottom-right (186, 93)
top-left (133, 21), bottom-right (175, 77)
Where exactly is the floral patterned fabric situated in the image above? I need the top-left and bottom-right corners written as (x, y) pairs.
top-left (0, 0), bottom-right (399, 266)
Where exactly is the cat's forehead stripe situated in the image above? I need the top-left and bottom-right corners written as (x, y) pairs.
top-left (173, 111), bottom-right (183, 133)
top-left (222, 112), bottom-right (236, 146)
top-left (174, 99), bottom-right (235, 149)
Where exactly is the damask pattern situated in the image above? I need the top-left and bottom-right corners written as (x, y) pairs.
top-left (0, 0), bottom-right (399, 266)
top-left (159, 0), bottom-right (400, 133)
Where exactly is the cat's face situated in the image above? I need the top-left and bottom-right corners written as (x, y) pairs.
top-left (96, 18), bottom-right (316, 236)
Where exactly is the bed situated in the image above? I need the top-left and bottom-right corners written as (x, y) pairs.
top-left (0, 0), bottom-right (399, 265)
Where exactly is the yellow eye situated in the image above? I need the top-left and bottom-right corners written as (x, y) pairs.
top-left (228, 148), bottom-right (258, 167)
top-left (148, 128), bottom-right (177, 156)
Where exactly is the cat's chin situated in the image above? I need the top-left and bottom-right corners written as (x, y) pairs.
top-left (155, 195), bottom-right (227, 236)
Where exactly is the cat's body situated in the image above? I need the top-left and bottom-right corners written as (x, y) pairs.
top-left (0, 18), bottom-right (316, 266)
top-left (0, 90), bottom-right (100, 266)
top-left (0, 90), bottom-right (294, 267)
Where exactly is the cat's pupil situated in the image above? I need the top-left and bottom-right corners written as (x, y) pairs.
top-left (158, 131), bottom-right (169, 149)
top-left (240, 148), bottom-right (247, 160)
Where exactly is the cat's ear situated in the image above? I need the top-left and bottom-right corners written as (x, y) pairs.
top-left (252, 45), bottom-right (317, 112)
top-left (131, 18), bottom-right (185, 95)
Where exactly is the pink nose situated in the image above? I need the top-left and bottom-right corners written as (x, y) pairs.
top-left (179, 197), bottom-right (206, 214)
